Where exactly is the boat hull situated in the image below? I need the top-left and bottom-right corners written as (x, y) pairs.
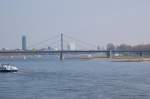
top-left (0, 70), bottom-right (18, 72)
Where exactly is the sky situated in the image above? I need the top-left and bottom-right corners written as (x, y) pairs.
top-left (0, 0), bottom-right (150, 49)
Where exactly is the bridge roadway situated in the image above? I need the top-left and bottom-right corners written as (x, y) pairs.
top-left (0, 50), bottom-right (150, 60)
top-left (0, 50), bottom-right (149, 55)
top-left (0, 50), bottom-right (108, 55)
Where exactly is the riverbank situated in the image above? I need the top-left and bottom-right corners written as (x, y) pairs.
top-left (80, 56), bottom-right (150, 62)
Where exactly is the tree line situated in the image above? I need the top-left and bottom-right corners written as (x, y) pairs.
top-left (106, 43), bottom-right (150, 51)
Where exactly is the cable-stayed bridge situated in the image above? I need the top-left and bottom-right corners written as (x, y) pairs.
top-left (0, 33), bottom-right (149, 60)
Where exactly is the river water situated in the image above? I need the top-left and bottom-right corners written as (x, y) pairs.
top-left (0, 58), bottom-right (150, 99)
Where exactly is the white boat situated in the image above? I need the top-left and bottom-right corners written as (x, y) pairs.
top-left (0, 64), bottom-right (18, 72)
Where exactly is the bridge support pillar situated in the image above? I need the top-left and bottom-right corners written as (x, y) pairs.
top-left (60, 33), bottom-right (63, 60)
top-left (60, 51), bottom-right (63, 60)
top-left (107, 50), bottom-right (112, 58)
top-left (139, 52), bottom-right (142, 57)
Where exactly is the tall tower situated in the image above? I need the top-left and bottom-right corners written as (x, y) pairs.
top-left (22, 35), bottom-right (27, 50)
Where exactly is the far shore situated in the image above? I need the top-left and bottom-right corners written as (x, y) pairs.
top-left (80, 56), bottom-right (150, 62)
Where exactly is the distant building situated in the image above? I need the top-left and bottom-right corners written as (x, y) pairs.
top-left (67, 42), bottom-right (76, 50)
top-left (48, 47), bottom-right (56, 51)
top-left (2, 48), bottom-right (6, 51)
top-left (97, 46), bottom-right (100, 50)
top-left (22, 35), bottom-right (27, 50)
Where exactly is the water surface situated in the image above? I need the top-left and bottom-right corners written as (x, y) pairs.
top-left (0, 59), bottom-right (150, 99)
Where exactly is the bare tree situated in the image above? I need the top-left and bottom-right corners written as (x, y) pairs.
top-left (107, 43), bottom-right (115, 51)
top-left (116, 44), bottom-right (132, 51)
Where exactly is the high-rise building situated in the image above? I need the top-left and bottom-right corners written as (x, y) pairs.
top-left (22, 35), bottom-right (27, 50)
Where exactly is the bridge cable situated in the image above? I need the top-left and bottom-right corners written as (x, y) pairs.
top-left (63, 34), bottom-right (98, 49)
top-left (27, 34), bottom-right (60, 49)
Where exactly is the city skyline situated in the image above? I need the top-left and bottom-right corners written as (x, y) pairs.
top-left (0, 0), bottom-right (150, 49)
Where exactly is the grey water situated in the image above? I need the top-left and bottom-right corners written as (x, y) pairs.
top-left (0, 58), bottom-right (150, 99)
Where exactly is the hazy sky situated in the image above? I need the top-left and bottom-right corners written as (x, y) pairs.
top-left (0, 0), bottom-right (150, 49)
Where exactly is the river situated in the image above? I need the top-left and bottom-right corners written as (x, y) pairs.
top-left (0, 58), bottom-right (150, 99)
